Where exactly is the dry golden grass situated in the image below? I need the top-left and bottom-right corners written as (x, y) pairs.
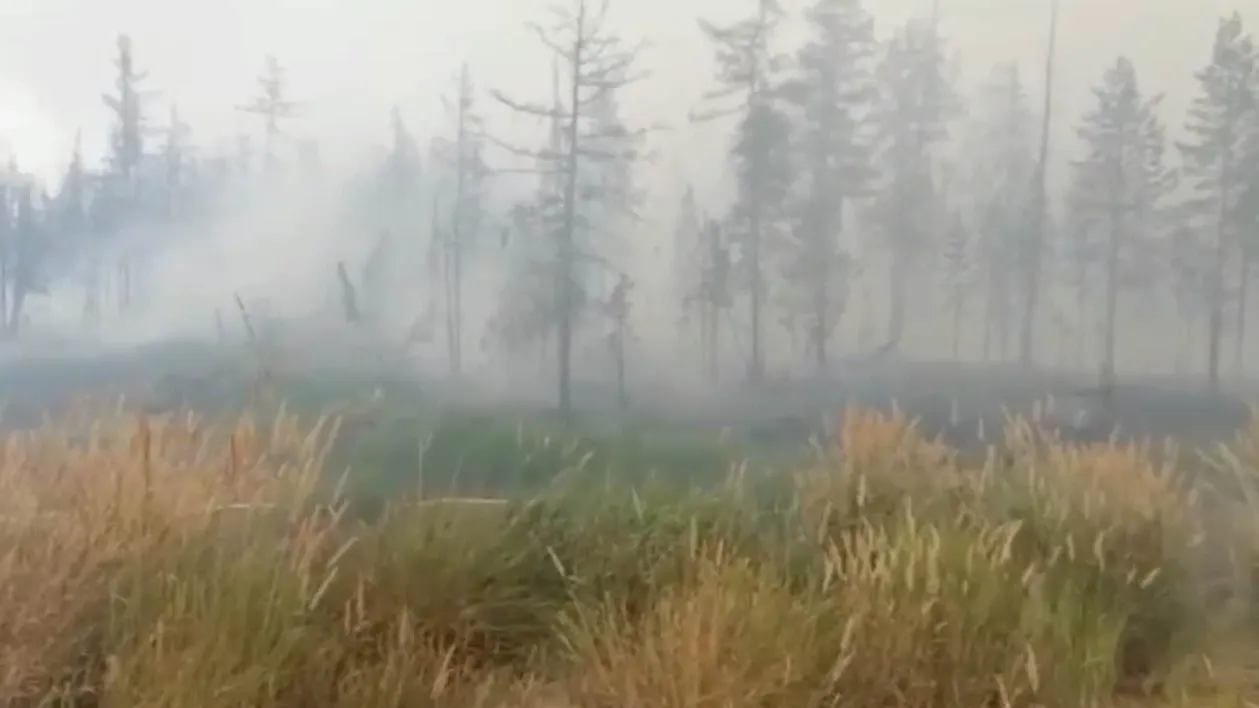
top-left (1, 403), bottom-right (1258, 707)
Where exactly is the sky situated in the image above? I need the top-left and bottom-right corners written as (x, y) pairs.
top-left (0, 0), bottom-right (1252, 188)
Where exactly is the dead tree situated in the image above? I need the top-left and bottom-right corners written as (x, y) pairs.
top-left (336, 261), bottom-right (361, 324)
top-left (489, 0), bottom-right (649, 421)
top-left (101, 34), bottom-right (157, 314)
top-left (693, 0), bottom-right (792, 382)
top-left (1016, 0), bottom-right (1059, 368)
top-left (683, 217), bottom-right (733, 384)
top-left (238, 55), bottom-right (301, 172)
top-left (601, 272), bottom-right (634, 416)
top-left (431, 63), bottom-right (492, 375)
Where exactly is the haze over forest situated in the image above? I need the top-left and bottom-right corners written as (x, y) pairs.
top-left (0, 0), bottom-right (1257, 416)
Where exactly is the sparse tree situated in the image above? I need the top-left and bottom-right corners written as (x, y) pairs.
top-left (939, 209), bottom-right (973, 360)
top-left (868, 8), bottom-right (959, 355)
top-left (48, 135), bottom-right (96, 323)
top-left (966, 62), bottom-right (1036, 362)
top-left (1015, 0), bottom-right (1058, 367)
top-left (1178, 12), bottom-right (1257, 385)
top-left (489, 0), bottom-right (648, 420)
top-left (238, 55), bottom-right (300, 172)
top-left (161, 107), bottom-right (193, 218)
top-left (578, 56), bottom-right (644, 303)
top-left (673, 188), bottom-right (734, 383)
top-left (102, 35), bottom-right (154, 192)
top-left (694, 217), bottom-right (733, 382)
top-left (101, 33), bottom-right (157, 313)
top-left (779, 0), bottom-right (877, 374)
top-left (693, 0), bottom-right (793, 381)
top-left (1167, 224), bottom-right (1210, 374)
top-left (672, 184), bottom-right (702, 332)
top-left (1072, 56), bottom-right (1176, 390)
top-left (600, 271), bottom-right (634, 416)
top-left (4, 180), bottom-right (47, 335)
top-left (484, 61), bottom-right (568, 371)
top-left (432, 64), bottom-right (492, 375)
top-left (1062, 177), bottom-right (1101, 367)
top-left (388, 106), bottom-right (422, 196)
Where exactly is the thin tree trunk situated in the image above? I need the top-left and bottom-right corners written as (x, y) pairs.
top-left (748, 205), bottom-right (764, 381)
top-left (8, 284), bottom-right (26, 336)
top-left (814, 286), bottom-right (828, 376)
top-left (982, 277), bottom-right (993, 361)
top-left (1018, 0), bottom-right (1058, 369)
top-left (556, 20), bottom-right (584, 421)
top-left (1102, 217), bottom-right (1121, 390)
top-left (887, 254), bottom-right (909, 354)
top-left (450, 72), bottom-right (469, 376)
top-left (708, 302), bottom-right (721, 384)
top-left (1235, 261), bottom-right (1248, 376)
top-left (614, 330), bottom-right (627, 417)
top-left (0, 252), bottom-right (8, 334)
top-left (950, 298), bottom-right (961, 359)
top-left (1075, 276), bottom-right (1088, 369)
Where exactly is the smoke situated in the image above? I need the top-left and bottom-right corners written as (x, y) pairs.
top-left (0, 0), bottom-right (1256, 412)
top-left (0, 78), bottom-right (69, 186)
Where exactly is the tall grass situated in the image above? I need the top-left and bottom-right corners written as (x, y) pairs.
top-left (0, 404), bottom-right (1256, 706)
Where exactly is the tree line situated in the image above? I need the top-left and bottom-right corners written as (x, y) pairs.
top-left (1, 0), bottom-right (1257, 420)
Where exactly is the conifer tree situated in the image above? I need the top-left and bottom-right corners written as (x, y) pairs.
top-left (868, 10), bottom-right (958, 355)
top-left (490, 0), bottom-right (648, 419)
top-left (694, 0), bottom-right (793, 381)
top-left (1178, 12), bottom-right (1257, 384)
top-left (1072, 56), bottom-right (1175, 389)
top-left (779, 0), bottom-right (877, 373)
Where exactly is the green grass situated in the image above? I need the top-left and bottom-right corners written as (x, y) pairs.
top-left (150, 369), bottom-right (800, 516)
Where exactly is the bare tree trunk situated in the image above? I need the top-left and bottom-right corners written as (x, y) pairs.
top-left (84, 260), bottom-right (101, 325)
top-left (1208, 290), bottom-right (1224, 389)
top-left (982, 280), bottom-right (993, 361)
top-left (996, 286), bottom-right (1010, 361)
top-left (1018, 0), bottom-right (1058, 369)
top-left (1206, 154), bottom-right (1234, 389)
top-left (1175, 303), bottom-right (1191, 375)
top-left (707, 303), bottom-right (721, 384)
top-left (449, 75), bottom-right (470, 375)
top-left (887, 255), bottom-right (909, 354)
top-left (950, 299), bottom-right (961, 359)
top-left (1206, 255), bottom-right (1227, 388)
top-left (814, 288), bottom-right (829, 375)
top-left (8, 284), bottom-right (27, 336)
top-left (1235, 261), bottom-right (1248, 376)
top-left (613, 331), bottom-right (627, 417)
top-left (1075, 279), bottom-right (1088, 369)
top-left (555, 26), bottom-right (584, 421)
top-left (1101, 214), bottom-right (1121, 389)
top-left (0, 252), bottom-right (8, 334)
top-left (748, 207), bottom-right (764, 381)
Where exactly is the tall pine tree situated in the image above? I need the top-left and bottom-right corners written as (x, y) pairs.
top-left (779, 0), bottom-right (877, 373)
top-left (694, 0), bottom-right (793, 381)
top-left (1178, 12), bottom-right (1257, 384)
top-left (1072, 56), bottom-right (1175, 389)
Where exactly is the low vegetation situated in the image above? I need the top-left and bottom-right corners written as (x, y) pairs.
top-left (2, 403), bottom-right (1259, 707)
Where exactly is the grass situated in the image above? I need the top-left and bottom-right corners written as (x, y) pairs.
top-left (1, 403), bottom-right (1258, 706)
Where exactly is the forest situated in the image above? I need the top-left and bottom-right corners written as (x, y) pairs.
top-left (0, 0), bottom-right (1256, 426)
top-left (3, 3), bottom-right (1259, 704)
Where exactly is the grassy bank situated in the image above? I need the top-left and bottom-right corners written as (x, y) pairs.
top-left (1, 405), bottom-right (1257, 706)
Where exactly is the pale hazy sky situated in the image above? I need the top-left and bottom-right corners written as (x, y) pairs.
top-left (0, 0), bottom-right (1253, 192)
